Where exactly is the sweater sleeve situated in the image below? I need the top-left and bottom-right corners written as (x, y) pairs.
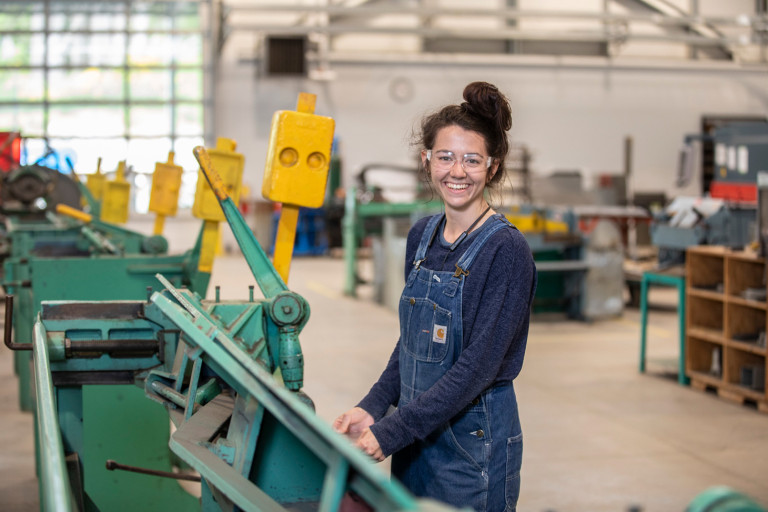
top-left (369, 230), bottom-right (536, 456)
top-left (354, 217), bottom-right (431, 421)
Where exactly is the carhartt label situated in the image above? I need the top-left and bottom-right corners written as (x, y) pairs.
top-left (433, 324), bottom-right (447, 344)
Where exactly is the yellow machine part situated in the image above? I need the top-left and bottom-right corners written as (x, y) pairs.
top-left (506, 212), bottom-right (569, 234)
top-left (192, 138), bottom-right (244, 222)
top-left (85, 157), bottom-right (106, 204)
top-left (101, 160), bottom-right (130, 224)
top-left (149, 151), bottom-right (183, 217)
top-left (149, 151), bottom-right (184, 235)
top-left (262, 93), bottom-right (335, 209)
top-left (56, 204), bottom-right (93, 223)
top-left (192, 138), bottom-right (244, 273)
top-left (263, 92), bottom-right (336, 283)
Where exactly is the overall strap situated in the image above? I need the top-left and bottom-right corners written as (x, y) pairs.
top-left (412, 214), bottom-right (444, 269)
top-left (453, 215), bottom-right (514, 278)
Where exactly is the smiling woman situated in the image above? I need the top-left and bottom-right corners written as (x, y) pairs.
top-left (334, 81), bottom-right (538, 512)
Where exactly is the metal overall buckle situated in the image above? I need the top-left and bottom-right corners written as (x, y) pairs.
top-left (453, 264), bottom-right (469, 278)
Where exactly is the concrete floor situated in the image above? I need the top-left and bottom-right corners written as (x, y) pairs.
top-left (1, 254), bottom-right (767, 512)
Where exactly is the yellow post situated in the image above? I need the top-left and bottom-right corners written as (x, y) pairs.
top-left (192, 138), bottom-right (244, 273)
top-left (100, 160), bottom-right (130, 224)
top-left (84, 157), bottom-right (106, 206)
top-left (148, 151), bottom-right (183, 235)
top-left (262, 92), bottom-right (335, 283)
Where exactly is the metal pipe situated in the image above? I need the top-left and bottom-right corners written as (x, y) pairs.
top-left (33, 321), bottom-right (75, 511)
top-left (105, 460), bottom-right (201, 482)
top-left (65, 339), bottom-right (159, 357)
top-left (223, 3), bottom-right (765, 27)
top-left (4, 295), bottom-right (32, 351)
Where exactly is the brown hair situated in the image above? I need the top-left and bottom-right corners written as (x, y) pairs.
top-left (414, 81), bottom-right (512, 193)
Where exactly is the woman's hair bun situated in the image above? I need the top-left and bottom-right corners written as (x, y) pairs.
top-left (462, 81), bottom-right (512, 132)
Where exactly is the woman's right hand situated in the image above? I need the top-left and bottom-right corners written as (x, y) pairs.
top-left (332, 407), bottom-right (374, 442)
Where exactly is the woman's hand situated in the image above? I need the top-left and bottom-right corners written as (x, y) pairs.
top-left (333, 408), bottom-right (384, 462)
top-left (355, 428), bottom-right (384, 462)
top-left (332, 407), bottom-right (374, 442)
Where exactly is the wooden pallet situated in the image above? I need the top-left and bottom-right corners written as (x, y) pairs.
top-left (690, 377), bottom-right (768, 414)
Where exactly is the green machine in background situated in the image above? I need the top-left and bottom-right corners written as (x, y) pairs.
top-left (3, 211), bottom-right (209, 409)
top-left (1, 162), bottom-right (213, 510)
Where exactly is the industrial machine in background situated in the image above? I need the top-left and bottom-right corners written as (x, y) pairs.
top-left (0, 163), bottom-right (82, 217)
top-left (0, 142), bottom-right (249, 510)
top-left (0, 163), bottom-right (84, 263)
top-left (652, 120), bottom-right (768, 266)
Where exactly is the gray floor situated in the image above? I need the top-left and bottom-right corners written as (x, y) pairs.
top-left (1, 255), bottom-right (767, 512)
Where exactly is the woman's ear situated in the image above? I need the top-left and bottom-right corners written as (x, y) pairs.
top-left (421, 150), bottom-right (430, 175)
top-left (487, 160), bottom-right (499, 183)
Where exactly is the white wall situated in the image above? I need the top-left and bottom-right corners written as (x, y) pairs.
top-left (214, 57), bottom-right (768, 205)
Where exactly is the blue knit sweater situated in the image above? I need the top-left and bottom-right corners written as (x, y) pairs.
top-left (357, 213), bottom-right (538, 457)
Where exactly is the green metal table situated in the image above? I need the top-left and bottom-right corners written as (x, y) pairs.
top-left (638, 267), bottom-right (689, 385)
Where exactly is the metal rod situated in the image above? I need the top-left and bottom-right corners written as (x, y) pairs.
top-left (33, 319), bottom-right (75, 511)
top-left (65, 339), bottom-right (159, 356)
top-left (105, 460), bottom-right (201, 482)
top-left (4, 295), bottom-right (32, 351)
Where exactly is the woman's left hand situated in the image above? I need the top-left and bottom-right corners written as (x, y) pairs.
top-left (355, 429), bottom-right (385, 462)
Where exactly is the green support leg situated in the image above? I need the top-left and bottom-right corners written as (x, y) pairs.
top-left (677, 279), bottom-right (689, 386)
top-left (639, 274), bottom-right (649, 374)
top-left (638, 271), bottom-right (688, 386)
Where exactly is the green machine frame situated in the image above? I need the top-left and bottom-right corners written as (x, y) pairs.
top-left (3, 210), bottom-right (211, 511)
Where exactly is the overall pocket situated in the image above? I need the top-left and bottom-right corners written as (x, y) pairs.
top-left (504, 432), bottom-right (523, 511)
top-left (399, 296), bottom-right (451, 362)
top-left (444, 404), bottom-right (490, 472)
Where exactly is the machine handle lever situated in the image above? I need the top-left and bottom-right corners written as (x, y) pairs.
top-left (3, 295), bottom-right (32, 351)
top-left (193, 146), bottom-right (288, 299)
top-left (105, 459), bottom-right (201, 482)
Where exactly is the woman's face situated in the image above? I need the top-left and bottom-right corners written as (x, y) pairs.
top-left (422, 125), bottom-right (498, 214)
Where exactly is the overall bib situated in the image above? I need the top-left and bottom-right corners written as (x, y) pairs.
top-left (392, 213), bottom-right (523, 512)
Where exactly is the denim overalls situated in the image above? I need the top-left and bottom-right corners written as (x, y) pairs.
top-left (391, 213), bottom-right (523, 512)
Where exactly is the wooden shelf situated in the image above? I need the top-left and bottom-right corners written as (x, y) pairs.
top-left (727, 338), bottom-right (768, 355)
top-left (727, 296), bottom-right (767, 310)
top-left (687, 370), bottom-right (722, 387)
top-left (687, 288), bottom-right (725, 302)
top-left (688, 326), bottom-right (726, 344)
top-left (685, 246), bottom-right (768, 407)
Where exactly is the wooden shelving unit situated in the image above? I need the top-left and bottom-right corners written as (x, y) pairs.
top-left (685, 246), bottom-right (768, 412)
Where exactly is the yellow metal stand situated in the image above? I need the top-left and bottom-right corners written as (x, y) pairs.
top-left (198, 220), bottom-right (220, 274)
top-left (263, 92), bottom-right (335, 283)
top-left (85, 157), bottom-right (106, 206)
top-left (101, 160), bottom-right (130, 224)
top-left (192, 138), bottom-right (245, 274)
top-left (273, 204), bottom-right (300, 283)
top-left (149, 151), bottom-right (183, 236)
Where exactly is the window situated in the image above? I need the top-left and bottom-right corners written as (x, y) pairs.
top-left (0, 0), bottom-right (211, 212)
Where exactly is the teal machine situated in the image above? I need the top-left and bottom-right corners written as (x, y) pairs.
top-left (1, 162), bottom-right (211, 509)
top-left (5, 144), bottom-right (461, 512)
top-left (1, 160), bottom-right (209, 413)
top-left (3, 210), bottom-right (208, 410)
